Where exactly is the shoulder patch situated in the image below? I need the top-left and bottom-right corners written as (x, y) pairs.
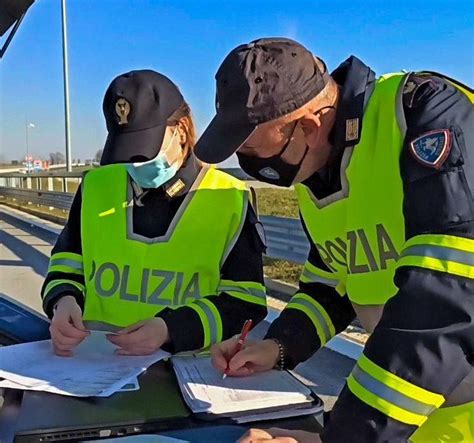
top-left (409, 129), bottom-right (452, 169)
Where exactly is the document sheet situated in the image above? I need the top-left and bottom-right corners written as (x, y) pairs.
top-left (0, 377), bottom-right (139, 392)
top-left (173, 356), bottom-right (313, 415)
top-left (0, 331), bottom-right (168, 397)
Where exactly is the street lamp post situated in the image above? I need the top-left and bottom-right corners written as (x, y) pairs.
top-left (61, 0), bottom-right (72, 172)
top-left (25, 122), bottom-right (35, 172)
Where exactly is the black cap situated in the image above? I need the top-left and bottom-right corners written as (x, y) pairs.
top-left (101, 70), bottom-right (184, 165)
top-left (195, 37), bottom-right (329, 163)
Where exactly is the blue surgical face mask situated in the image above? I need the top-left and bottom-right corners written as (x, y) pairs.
top-left (126, 128), bottom-right (180, 189)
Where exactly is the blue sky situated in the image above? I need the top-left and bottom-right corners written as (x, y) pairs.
top-left (0, 0), bottom-right (472, 163)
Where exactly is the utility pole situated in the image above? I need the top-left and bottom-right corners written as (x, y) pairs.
top-left (61, 0), bottom-right (72, 172)
top-left (25, 119), bottom-right (35, 172)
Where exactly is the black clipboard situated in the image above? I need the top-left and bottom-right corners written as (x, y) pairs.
top-left (171, 355), bottom-right (324, 425)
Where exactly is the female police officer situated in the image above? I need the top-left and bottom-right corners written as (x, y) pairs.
top-left (41, 70), bottom-right (267, 356)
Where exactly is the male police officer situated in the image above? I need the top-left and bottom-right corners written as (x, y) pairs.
top-left (195, 38), bottom-right (474, 442)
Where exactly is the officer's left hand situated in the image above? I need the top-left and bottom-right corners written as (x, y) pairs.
top-left (237, 428), bottom-right (321, 443)
top-left (106, 318), bottom-right (170, 355)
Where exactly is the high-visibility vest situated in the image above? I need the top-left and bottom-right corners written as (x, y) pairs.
top-left (80, 164), bottom-right (248, 329)
top-left (295, 73), bottom-right (406, 305)
top-left (295, 72), bottom-right (473, 305)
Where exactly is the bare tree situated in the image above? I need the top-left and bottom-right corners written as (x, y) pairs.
top-left (95, 149), bottom-right (103, 162)
top-left (49, 152), bottom-right (66, 165)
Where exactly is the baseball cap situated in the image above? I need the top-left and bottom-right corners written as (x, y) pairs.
top-left (194, 37), bottom-right (330, 164)
top-left (101, 70), bottom-right (184, 165)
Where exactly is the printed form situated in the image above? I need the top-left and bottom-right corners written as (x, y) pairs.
top-left (0, 331), bottom-right (168, 397)
top-left (173, 357), bottom-right (313, 415)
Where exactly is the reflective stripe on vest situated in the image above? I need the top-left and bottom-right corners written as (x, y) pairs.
top-left (48, 252), bottom-right (84, 275)
top-left (217, 279), bottom-right (267, 306)
top-left (187, 297), bottom-right (223, 348)
top-left (286, 293), bottom-right (336, 346)
top-left (348, 354), bottom-right (445, 426)
top-left (42, 278), bottom-right (85, 308)
top-left (300, 260), bottom-right (339, 288)
top-left (397, 234), bottom-right (474, 280)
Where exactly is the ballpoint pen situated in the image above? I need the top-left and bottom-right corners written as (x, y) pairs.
top-left (222, 319), bottom-right (253, 380)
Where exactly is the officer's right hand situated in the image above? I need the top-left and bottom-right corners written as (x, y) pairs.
top-left (211, 338), bottom-right (280, 377)
top-left (50, 295), bottom-right (89, 357)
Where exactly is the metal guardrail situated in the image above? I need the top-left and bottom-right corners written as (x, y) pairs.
top-left (260, 216), bottom-right (308, 264)
top-left (0, 173), bottom-right (81, 193)
top-left (0, 170), bottom-right (309, 264)
top-left (0, 187), bottom-right (74, 211)
top-left (0, 167), bottom-right (251, 180)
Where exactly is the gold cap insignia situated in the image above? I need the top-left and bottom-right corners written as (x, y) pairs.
top-left (115, 98), bottom-right (131, 125)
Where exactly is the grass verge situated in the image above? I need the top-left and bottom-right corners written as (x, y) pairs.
top-left (255, 187), bottom-right (299, 218)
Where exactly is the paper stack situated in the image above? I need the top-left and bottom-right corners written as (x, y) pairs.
top-left (0, 331), bottom-right (168, 397)
top-left (172, 356), bottom-right (317, 418)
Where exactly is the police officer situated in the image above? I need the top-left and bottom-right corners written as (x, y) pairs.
top-left (195, 38), bottom-right (474, 442)
top-left (42, 70), bottom-right (267, 357)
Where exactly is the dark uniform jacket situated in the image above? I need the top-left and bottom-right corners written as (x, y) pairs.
top-left (266, 57), bottom-right (474, 441)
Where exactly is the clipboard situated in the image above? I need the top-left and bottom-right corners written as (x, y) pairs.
top-left (171, 355), bottom-right (324, 425)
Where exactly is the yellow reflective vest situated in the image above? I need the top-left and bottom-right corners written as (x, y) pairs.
top-left (80, 165), bottom-right (248, 334)
top-left (295, 72), bottom-right (407, 305)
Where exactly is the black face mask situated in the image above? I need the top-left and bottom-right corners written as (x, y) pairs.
top-left (237, 121), bottom-right (308, 187)
top-left (237, 106), bottom-right (335, 187)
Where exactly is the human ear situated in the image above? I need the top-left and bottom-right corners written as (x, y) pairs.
top-left (299, 115), bottom-right (321, 149)
top-left (177, 120), bottom-right (187, 146)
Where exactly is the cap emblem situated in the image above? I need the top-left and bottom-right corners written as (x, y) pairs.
top-left (115, 98), bottom-right (131, 125)
top-left (259, 167), bottom-right (280, 180)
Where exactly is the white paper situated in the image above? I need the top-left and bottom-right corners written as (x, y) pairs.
top-left (235, 403), bottom-right (322, 424)
top-left (0, 376), bottom-right (140, 392)
top-left (172, 357), bottom-right (312, 414)
top-left (0, 331), bottom-right (168, 397)
top-left (0, 379), bottom-right (30, 390)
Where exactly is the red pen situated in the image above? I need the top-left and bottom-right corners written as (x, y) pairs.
top-left (223, 319), bottom-right (253, 379)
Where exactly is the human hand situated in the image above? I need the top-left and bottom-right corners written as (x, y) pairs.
top-left (107, 317), bottom-right (170, 355)
top-left (50, 295), bottom-right (89, 357)
top-left (237, 427), bottom-right (321, 443)
top-left (211, 338), bottom-right (280, 377)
